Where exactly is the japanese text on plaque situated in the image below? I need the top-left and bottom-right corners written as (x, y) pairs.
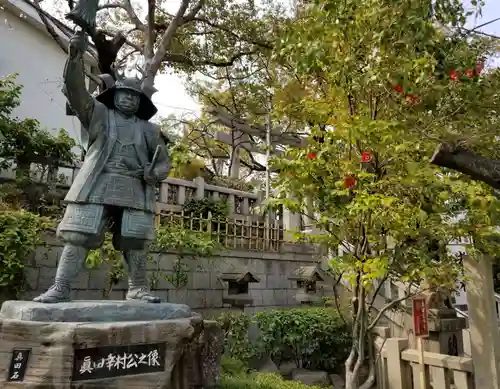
top-left (7, 349), bottom-right (31, 382)
top-left (72, 342), bottom-right (166, 381)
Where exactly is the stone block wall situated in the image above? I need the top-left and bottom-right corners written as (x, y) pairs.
top-left (21, 237), bottom-right (334, 316)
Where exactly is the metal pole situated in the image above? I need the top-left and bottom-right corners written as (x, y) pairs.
top-left (265, 103), bottom-right (272, 247)
top-left (265, 111), bottom-right (271, 201)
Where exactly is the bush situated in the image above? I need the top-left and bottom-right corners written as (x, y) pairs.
top-left (216, 311), bottom-right (258, 365)
top-left (256, 373), bottom-right (325, 389)
top-left (182, 198), bottom-right (229, 219)
top-left (216, 308), bottom-right (351, 374)
top-left (221, 356), bottom-right (249, 377)
top-left (220, 375), bottom-right (259, 389)
top-left (220, 373), bottom-right (324, 389)
top-left (0, 75), bottom-right (76, 216)
top-left (254, 308), bottom-right (351, 372)
top-left (0, 204), bottom-right (49, 298)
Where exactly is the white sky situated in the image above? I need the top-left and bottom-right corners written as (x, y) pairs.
top-left (152, 72), bottom-right (200, 119)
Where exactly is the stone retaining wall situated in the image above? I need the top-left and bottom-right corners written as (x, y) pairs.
top-left (21, 236), bottom-right (332, 316)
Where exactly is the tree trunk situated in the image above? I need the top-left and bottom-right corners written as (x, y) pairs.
top-left (430, 143), bottom-right (500, 189)
top-left (345, 281), bottom-right (368, 389)
top-left (345, 370), bottom-right (359, 389)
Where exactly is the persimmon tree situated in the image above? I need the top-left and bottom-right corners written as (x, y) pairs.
top-left (268, 1), bottom-right (500, 388)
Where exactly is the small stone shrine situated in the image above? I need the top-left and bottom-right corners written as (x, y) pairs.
top-left (288, 265), bottom-right (326, 305)
top-left (0, 300), bottom-right (223, 389)
top-left (221, 271), bottom-right (260, 310)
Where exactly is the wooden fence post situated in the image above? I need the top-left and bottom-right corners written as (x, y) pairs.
top-left (385, 338), bottom-right (411, 389)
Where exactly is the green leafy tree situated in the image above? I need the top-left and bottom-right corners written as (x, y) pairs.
top-left (267, 1), bottom-right (500, 388)
top-left (37, 0), bottom-right (284, 185)
top-left (0, 75), bottom-right (76, 215)
top-left (39, 0), bottom-right (282, 90)
top-left (0, 75), bottom-right (75, 298)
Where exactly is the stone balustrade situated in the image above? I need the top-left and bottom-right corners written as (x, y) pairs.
top-left (156, 176), bottom-right (262, 216)
top-left (0, 163), bottom-right (265, 216)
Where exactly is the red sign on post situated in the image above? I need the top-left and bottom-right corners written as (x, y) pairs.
top-left (412, 298), bottom-right (429, 338)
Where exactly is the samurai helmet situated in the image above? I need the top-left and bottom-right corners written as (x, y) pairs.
top-left (95, 64), bottom-right (158, 120)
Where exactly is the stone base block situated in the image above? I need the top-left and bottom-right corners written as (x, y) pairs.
top-left (0, 300), bottom-right (192, 322)
top-left (0, 301), bottom-right (223, 389)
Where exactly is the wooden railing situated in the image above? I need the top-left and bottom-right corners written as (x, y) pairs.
top-left (160, 211), bottom-right (285, 251)
top-left (374, 332), bottom-right (474, 389)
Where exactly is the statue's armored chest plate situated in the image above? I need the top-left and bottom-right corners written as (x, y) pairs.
top-left (105, 114), bottom-right (142, 173)
top-left (116, 115), bottom-right (136, 144)
top-left (114, 115), bottom-right (138, 157)
top-left (87, 112), bottom-right (146, 210)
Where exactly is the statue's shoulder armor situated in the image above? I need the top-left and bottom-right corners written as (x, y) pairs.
top-left (141, 121), bottom-right (160, 137)
top-left (143, 122), bottom-right (168, 142)
top-left (94, 100), bottom-right (107, 116)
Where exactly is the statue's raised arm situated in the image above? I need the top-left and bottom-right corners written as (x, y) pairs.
top-left (63, 30), bottom-right (95, 129)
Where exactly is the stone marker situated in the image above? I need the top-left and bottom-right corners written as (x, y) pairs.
top-left (0, 300), bottom-right (223, 389)
top-left (291, 368), bottom-right (331, 387)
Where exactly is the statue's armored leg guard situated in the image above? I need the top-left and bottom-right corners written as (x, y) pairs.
top-left (33, 244), bottom-right (88, 303)
top-left (123, 249), bottom-right (160, 303)
top-left (34, 203), bottom-right (106, 303)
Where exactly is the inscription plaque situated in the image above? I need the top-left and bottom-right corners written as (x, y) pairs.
top-left (7, 348), bottom-right (31, 382)
top-left (72, 342), bottom-right (166, 382)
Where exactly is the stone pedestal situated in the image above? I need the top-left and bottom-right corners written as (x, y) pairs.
top-left (424, 308), bottom-right (467, 356)
top-left (0, 301), bottom-right (223, 389)
top-left (406, 294), bottom-right (467, 356)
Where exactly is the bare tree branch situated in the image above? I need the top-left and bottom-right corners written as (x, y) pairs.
top-left (146, 0), bottom-right (191, 86)
top-left (181, 0), bottom-right (205, 23)
top-left (199, 66), bottom-right (265, 81)
top-left (97, 3), bottom-right (123, 10)
top-left (162, 49), bottom-right (257, 69)
top-left (100, 29), bottom-right (142, 54)
top-left (92, 30), bottom-right (127, 75)
top-left (145, 0), bottom-right (156, 59)
top-left (97, 1), bottom-right (144, 30)
top-left (115, 48), bottom-right (140, 67)
top-left (367, 275), bottom-right (389, 310)
top-left (188, 16), bottom-right (272, 49)
top-left (367, 288), bottom-right (428, 332)
top-left (123, 0), bottom-right (145, 30)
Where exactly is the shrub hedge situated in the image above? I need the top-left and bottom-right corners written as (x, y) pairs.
top-left (216, 307), bottom-right (351, 374)
top-left (254, 308), bottom-right (351, 372)
top-left (220, 372), bottom-right (325, 389)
